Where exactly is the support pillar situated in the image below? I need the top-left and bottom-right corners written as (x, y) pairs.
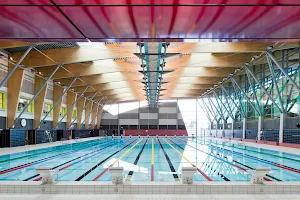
top-left (33, 76), bottom-right (48, 129)
top-left (231, 119), bottom-right (235, 138)
top-left (222, 120), bottom-right (226, 137)
top-left (43, 77), bottom-right (78, 127)
top-left (209, 122), bottom-right (213, 136)
top-left (52, 85), bottom-right (65, 129)
top-left (97, 107), bottom-right (103, 129)
top-left (66, 91), bottom-right (76, 128)
top-left (7, 66), bottom-right (24, 128)
top-left (279, 113), bottom-right (287, 143)
top-left (242, 118), bottom-right (247, 140)
top-left (85, 101), bottom-right (93, 129)
top-left (257, 116), bottom-right (264, 141)
top-left (76, 97), bottom-right (86, 129)
top-left (90, 104), bottom-right (98, 129)
top-left (215, 121), bottom-right (218, 137)
top-left (16, 64), bottom-right (60, 128)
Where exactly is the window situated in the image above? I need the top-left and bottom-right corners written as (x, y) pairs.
top-left (43, 104), bottom-right (53, 116)
top-left (72, 109), bottom-right (77, 118)
top-left (61, 107), bottom-right (67, 116)
top-left (103, 104), bottom-right (118, 115)
top-left (18, 98), bottom-right (34, 113)
top-left (0, 92), bottom-right (6, 110)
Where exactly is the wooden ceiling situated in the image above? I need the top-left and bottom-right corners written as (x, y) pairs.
top-left (1, 41), bottom-right (298, 103)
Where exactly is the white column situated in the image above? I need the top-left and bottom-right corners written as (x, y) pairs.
top-left (231, 119), bottom-right (235, 138)
top-left (242, 118), bottom-right (247, 139)
top-left (279, 113), bottom-right (287, 143)
top-left (257, 116), bottom-right (263, 141)
top-left (215, 121), bottom-right (218, 137)
top-left (222, 120), bottom-right (226, 137)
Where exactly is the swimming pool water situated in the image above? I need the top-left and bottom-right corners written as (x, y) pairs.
top-left (0, 137), bottom-right (299, 182)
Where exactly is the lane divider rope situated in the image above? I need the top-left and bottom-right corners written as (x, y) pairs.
top-left (151, 138), bottom-right (154, 181)
top-left (162, 138), bottom-right (213, 181)
top-left (29, 138), bottom-right (132, 181)
top-left (92, 138), bottom-right (144, 181)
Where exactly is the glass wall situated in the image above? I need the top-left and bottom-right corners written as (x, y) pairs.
top-left (100, 99), bottom-right (210, 136)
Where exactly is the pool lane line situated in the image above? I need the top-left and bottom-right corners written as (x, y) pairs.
top-left (185, 139), bottom-right (255, 181)
top-left (206, 141), bottom-right (300, 175)
top-left (151, 138), bottom-right (154, 181)
top-left (33, 139), bottom-right (129, 182)
top-left (232, 159), bottom-right (282, 181)
top-left (32, 139), bottom-right (133, 182)
top-left (75, 138), bottom-right (139, 181)
top-left (218, 141), bottom-right (300, 163)
top-left (0, 138), bottom-right (106, 164)
top-left (11, 138), bottom-right (119, 179)
top-left (24, 138), bottom-right (130, 181)
top-left (208, 141), bottom-right (300, 175)
top-left (205, 162), bottom-right (230, 182)
top-left (23, 174), bottom-right (40, 181)
top-left (92, 138), bottom-right (144, 181)
top-left (162, 138), bottom-right (213, 181)
top-left (163, 138), bottom-right (213, 182)
top-left (157, 139), bottom-right (180, 182)
top-left (0, 138), bottom-right (113, 175)
top-left (175, 137), bottom-right (248, 174)
top-left (191, 139), bottom-right (300, 175)
top-left (33, 177), bottom-right (42, 181)
top-left (54, 138), bottom-right (132, 171)
top-left (125, 138), bottom-right (149, 181)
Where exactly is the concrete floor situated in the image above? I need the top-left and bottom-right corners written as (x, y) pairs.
top-left (0, 194), bottom-right (299, 200)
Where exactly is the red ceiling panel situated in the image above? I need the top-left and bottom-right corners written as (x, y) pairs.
top-left (0, 2), bottom-right (299, 41)
top-left (61, 5), bottom-right (300, 40)
top-left (187, 6), bottom-right (300, 39)
top-left (0, 0), bottom-right (52, 5)
top-left (4, 0), bottom-right (298, 5)
top-left (52, 0), bottom-right (300, 5)
top-left (0, 6), bottom-right (84, 39)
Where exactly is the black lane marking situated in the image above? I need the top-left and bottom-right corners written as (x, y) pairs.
top-left (232, 159), bottom-right (282, 182)
top-left (213, 144), bottom-right (300, 174)
top-left (1, 139), bottom-right (107, 174)
top-left (169, 138), bottom-right (231, 182)
top-left (125, 138), bottom-right (148, 181)
top-left (22, 139), bottom-right (123, 181)
top-left (23, 174), bottom-right (39, 181)
top-left (75, 139), bottom-right (138, 181)
top-left (191, 139), bottom-right (299, 177)
top-left (52, 138), bottom-right (127, 170)
top-left (157, 139), bottom-right (179, 181)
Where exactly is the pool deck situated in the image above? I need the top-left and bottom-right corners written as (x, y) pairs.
top-left (0, 137), bottom-right (104, 156)
top-left (0, 180), bottom-right (299, 195)
top-left (208, 137), bottom-right (300, 155)
top-left (1, 194), bottom-right (299, 200)
top-left (1, 136), bottom-right (299, 157)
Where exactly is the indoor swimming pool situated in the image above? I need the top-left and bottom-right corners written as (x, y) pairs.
top-left (0, 137), bottom-right (299, 182)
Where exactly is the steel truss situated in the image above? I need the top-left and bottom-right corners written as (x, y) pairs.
top-left (200, 47), bottom-right (300, 127)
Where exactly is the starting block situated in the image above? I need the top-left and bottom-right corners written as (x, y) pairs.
top-left (35, 167), bottom-right (56, 184)
top-left (249, 167), bottom-right (271, 184)
top-left (181, 167), bottom-right (196, 184)
top-left (109, 167), bottom-right (124, 184)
